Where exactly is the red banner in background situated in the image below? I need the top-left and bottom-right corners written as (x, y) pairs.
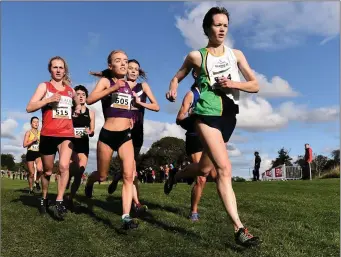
top-left (265, 170), bottom-right (272, 177)
top-left (275, 167), bottom-right (283, 177)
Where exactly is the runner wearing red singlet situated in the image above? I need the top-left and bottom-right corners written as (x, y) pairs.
top-left (26, 56), bottom-right (81, 220)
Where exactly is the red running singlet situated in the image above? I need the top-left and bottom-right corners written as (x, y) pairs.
top-left (40, 82), bottom-right (75, 137)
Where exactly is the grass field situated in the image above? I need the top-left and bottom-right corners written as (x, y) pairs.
top-left (1, 178), bottom-right (340, 257)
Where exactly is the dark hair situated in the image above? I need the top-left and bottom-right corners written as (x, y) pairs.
top-left (90, 59), bottom-right (147, 80)
top-left (74, 85), bottom-right (88, 97)
top-left (30, 116), bottom-right (39, 124)
top-left (254, 151), bottom-right (259, 155)
top-left (202, 7), bottom-right (230, 37)
top-left (128, 59), bottom-right (147, 80)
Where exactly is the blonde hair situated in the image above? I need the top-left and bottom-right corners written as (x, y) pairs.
top-left (48, 56), bottom-right (71, 85)
top-left (107, 50), bottom-right (127, 65)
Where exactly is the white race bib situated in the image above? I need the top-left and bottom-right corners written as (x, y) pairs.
top-left (209, 67), bottom-right (232, 89)
top-left (30, 143), bottom-right (39, 151)
top-left (111, 93), bottom-right (132, 110)
top-left (74, 127), bottom-right (87, 137)
top-left (52, 106), bottom-right (72, 119)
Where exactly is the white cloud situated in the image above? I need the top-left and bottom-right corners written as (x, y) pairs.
top-left (1, 119), bottom-right (18, 140)
top-left (254, 71), bottom-right (299, 98)
top-left (176, 2), bottom-right (339, 50)
top-left (278, 102), bottom-right (340, 123)
top-left (236, 96), bottom-right (288, 131)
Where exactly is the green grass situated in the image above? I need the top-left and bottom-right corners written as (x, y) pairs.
top-left (1, 178), bottom-right (340, 257)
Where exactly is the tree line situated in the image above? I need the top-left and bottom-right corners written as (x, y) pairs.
top-left (270, 147), bottom-right (340, 177)
top-left (1, 138), bottom-right (339, 180)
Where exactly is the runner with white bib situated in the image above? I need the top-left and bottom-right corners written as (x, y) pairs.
top-left (165, 7), bottom-right (261, 247)
top-left (26, 56), bottom-right (81, 220)
top-left (85, 50), bottom-right (138, 230)
top-left (90, 59), bottom-right (160, 214)
top-left (23, 116), bottom-right (43, 194)
top-left (66, 85), bottom-right (95, 210)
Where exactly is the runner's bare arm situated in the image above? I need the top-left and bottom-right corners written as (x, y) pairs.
top-left (86, 78), bottom-right (123, 105)
top-left (23, 131), bottom-right (35, 148)
top-left (166, 51), bottom-right (200, 101)
top-left (89, 110), bottom-right (95, 137)
top-left (232, 49), bottom-right (259, 93)
top-left (136, 82), bottom-right (160, 112)
top-left (176, 92), bottom-right (193, 124)
top-left (169, 51), bottom-right (198, 90)
top-left (26, 83), bottom-right (51, 113)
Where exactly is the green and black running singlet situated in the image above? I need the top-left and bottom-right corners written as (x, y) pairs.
top-left (194, 45), bottom-right (241, 116)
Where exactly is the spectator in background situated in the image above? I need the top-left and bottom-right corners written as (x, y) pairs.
top-left (151, 169), bottom-right (156, 183)
top-left (253, 152), bottom-right (261, 181)
top-left (303, 143), bottom-right (313, 180)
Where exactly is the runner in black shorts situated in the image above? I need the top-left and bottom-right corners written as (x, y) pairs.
top-left (66, 85), bottom-right (95, 209)
top-left (23, 116), bottom-right (43, 194)
top-left (176, 70), bottom-right (217, 221)
top-left (90, 59), bottom-right (159, 214)
top-left (165, 7), bottom-right (260, 247)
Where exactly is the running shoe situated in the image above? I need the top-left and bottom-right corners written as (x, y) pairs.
top-left (85, 183), bottom-right (94, 198)
top-left (133, 203), bottom-right (148, 214)
top-left (39, 198), bottom-right (48, 215)
top-left (122, 215), bottom-right (139, 230)
top-left (235, 227), bottom-right (261, 247)
top-left (188, 212), bottom-right (200, 221)
top-left (164, 169), bottom-right (177, 195)
top-left (50, 202), bottom-right (67, 221)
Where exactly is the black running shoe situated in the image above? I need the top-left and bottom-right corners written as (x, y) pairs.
top-left (132, 203), bottom-right (148, 214)
top-left (50, 202), bottom-right (67, 221)
top-left (164, 169), bottom-right (177, 195)
top-left (39, 198), bottom-right (48, 215)
top-left (85, 183), bottom-right (93, 198)
top-left (35, 182), bottom-right (41, 191)
top-left (122, 216), bottom-right (139, 230)
top-left (235, 227), bottom-right (261, 247)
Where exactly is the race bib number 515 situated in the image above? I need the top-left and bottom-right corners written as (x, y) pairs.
top-left (111, 93), bottom-right (131, 110)
top-left (53, 106), bottom-right (71, 119)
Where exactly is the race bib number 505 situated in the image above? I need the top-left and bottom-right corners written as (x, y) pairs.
top-left (111, 93), bottom-right (131, 110)
top-left (53, 106), bottom-right (71, 119)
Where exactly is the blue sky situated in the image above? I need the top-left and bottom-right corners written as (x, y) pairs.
top-left (1, 2), bottom-right (340, 177)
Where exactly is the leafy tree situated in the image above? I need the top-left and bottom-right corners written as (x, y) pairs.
top-left (1, 154), bottom-right (15, 170)
top-left (331, 149), bottom-right (340, 164)
top-left (312, 155), bottom-right (328, 177)
top-left (294, 155), bottom-right (305, 169)
top-left (137, 137), bottom-right (187, 171)
top-left (271, 148), bottom-right (293, 168)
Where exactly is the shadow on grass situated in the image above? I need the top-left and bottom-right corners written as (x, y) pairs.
top-left (75, 195), bottom-right (200, 239)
